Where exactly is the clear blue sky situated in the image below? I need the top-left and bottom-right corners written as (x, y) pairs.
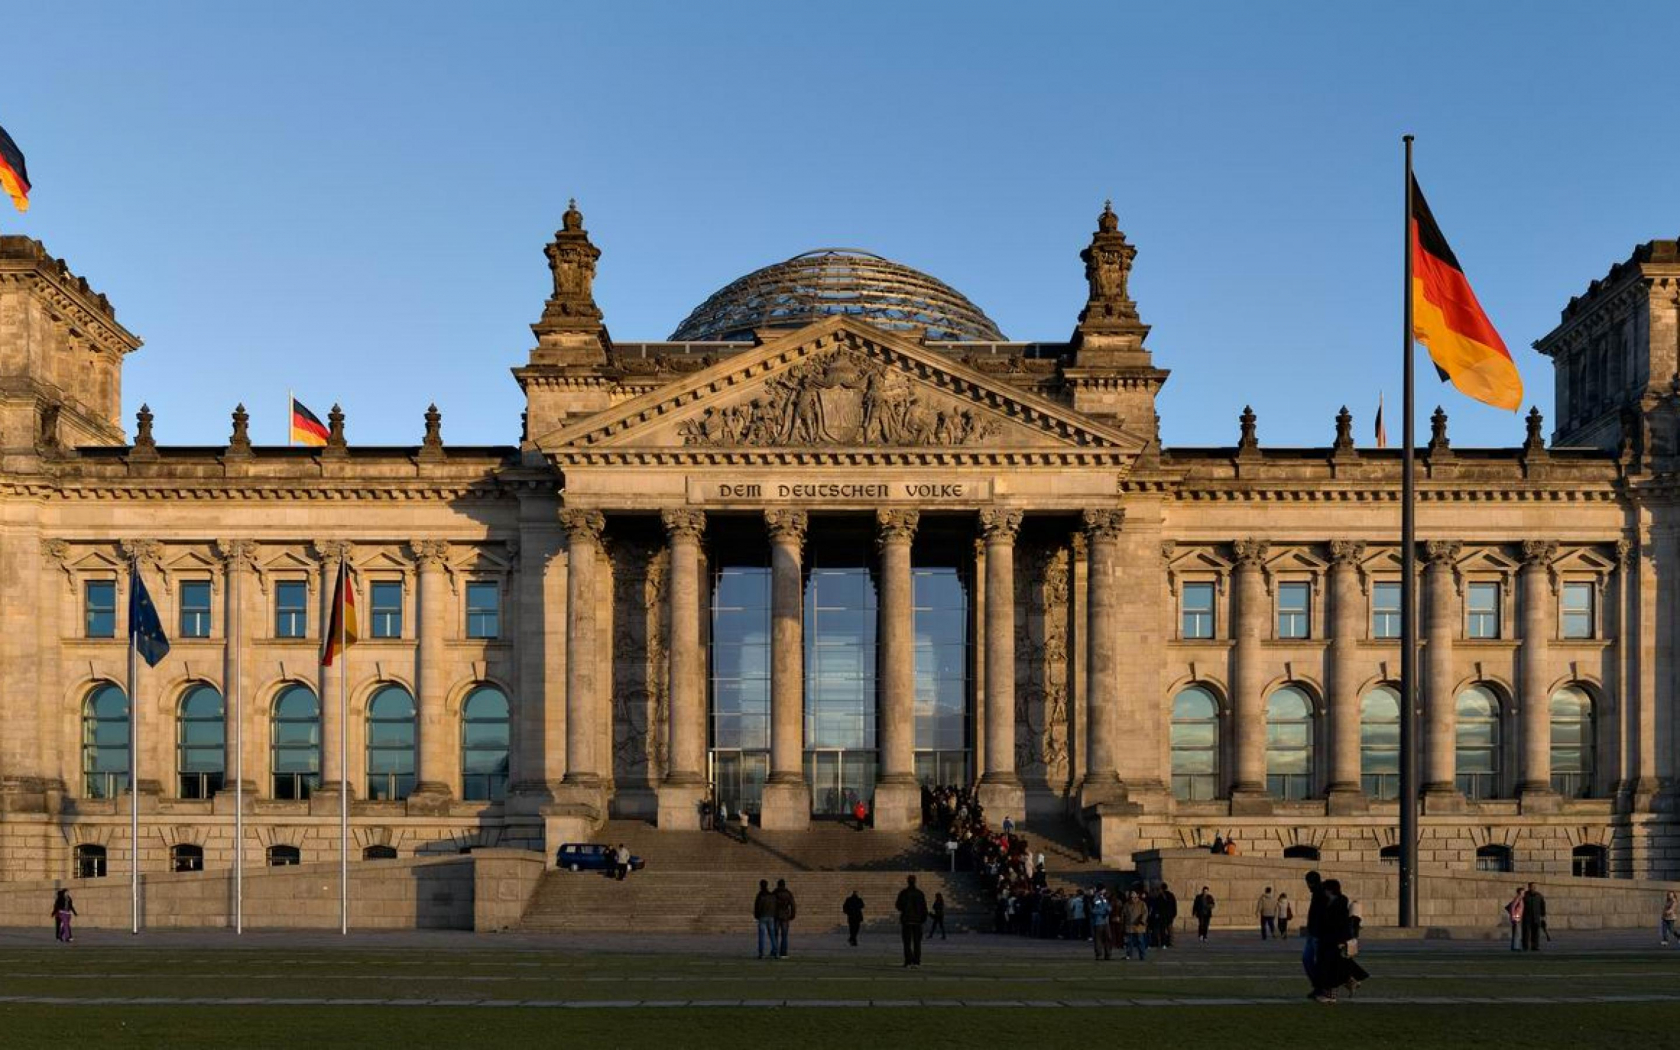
top-left (4, 1), bottom-right (1676, 449)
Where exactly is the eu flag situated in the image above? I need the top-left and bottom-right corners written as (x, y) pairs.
top-left (128, 568), bottom-right (170, 668)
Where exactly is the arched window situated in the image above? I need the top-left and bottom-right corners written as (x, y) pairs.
top-left (74, 844), bottom-right (108, 879)
top-left (267, 845), bottom-right (301, 866)
top-left (1475, 844), bottom-right (1512, 872)
top-left (177, 683), bottom-right (225, 799)
top-left (1283, 844), bottom-right (1321, 861)
top-left (363, 844), bottom-right (398, 860)
top-left (171, 844), bottom-right (204, 873)
top-left (1456, 685), bottom-right (1503, 799)
top-left (1550, 685), bottom-right (1594, 798)
top-left (1170, 686), bottom-right (1220, 801)
top-left (1265, 685), bottom-right (1314, 800)
top-left (366, 684), bottom-right (417, 802)
top-left (82, 683), bottom-right (129, 799)
top-left (461, 685), bottom-right (510, 802)
top-left (1572, 844), bottom-right (1608, 878)
top-left (271, 685), bottom-right (321, 800)
top-left (1360, 685), bottom-right (1401, 800)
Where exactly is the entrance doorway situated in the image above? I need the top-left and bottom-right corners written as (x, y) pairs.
top-left (709, 749), bottom-right (768, 818)
top-left (805, 749), bottom-right (876, 817)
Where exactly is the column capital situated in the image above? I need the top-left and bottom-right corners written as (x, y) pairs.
top-left (979, 506), bottom-right (1023, 542)
top-left (560, 509), bottom-right (606, 544)
top-left (120, 538), bottom-right (164, 573)
top-left (1520, 539), bottom-right (1558, 568)
top-left (1424, 539), bottom-right (1462, 566)
top-left (1231, 537), bottom-right (1268, 568)
top-left (660, 508), bottom-right (707, 542)
top-left (409, 538), bottom-right (450, 570)
top-left (311, 538), bottom-right (354, 567)
top-left (1328, 539), bottom-right (1365, 567)
top-left (765, 509), bottom-right (809, 545)
top-left (1080, 508), bottom-right (1125, 540)
top-left (875, 508), bottom-right (919, 548)
top-left (215, 538), bottom-right (258, 573)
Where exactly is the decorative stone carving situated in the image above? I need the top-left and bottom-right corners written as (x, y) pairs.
top-left (764, 509), bottom-right (808, 545)
top-left (1237, 405), bottom-right (1258, 452)
top-left (41, 538), bottom-right (74, 591)
top-left (1332, 406), bottom-right (1354, 451)
top-left (1424, 539), bottom-right (1462, 565)
top-left (1524, 407), bottom-right (1547, 453)
top-left (1232, 538), bottom-right (1268, 567)
top-left (312, 539), bottom-right (354, 569)
top-left (540, 199), bottom-right (604, 325)
top-left (875, 509), bottom-right (919, 547)
top-left (228, 403), bottom-right (252, 454)
top-left (1616, 538), bottom-right (1634, 566)
top-left (326, 404), bottom-right (347, 448)
top-left (612, 538), bottom-right (668, 787)
top-left (1429, 406), bottom-right (1450, 452)
top-left (420, 403), bottom-right (443, 458)
top-left (1078, 201), bottom-right (1140, 325)
top-left (560, 509), bottom-right (606, 544)
top-left (1521, 539), bottom-right (1558, 567)
top-left (410, 539), bottom-right (450, 570)
top-left (979, 507), bottom-right (1024, 542)
top-left (1016, 540), bottom-right (1071, 787)
top-left (130, 404), bottom-right (157, 459)
top-left (216, 538), bottom-right (257, 573)
top-left (1328, 539), bottom-right (1366, 566)
top-left (660, 508), bottom-right (706, 541)
top-left (1080, 508), bottom-right (1125, 539)
top-left (120, 538), bottom-right (163, 572)
top-left (678, 348), bottom-right (997, 448)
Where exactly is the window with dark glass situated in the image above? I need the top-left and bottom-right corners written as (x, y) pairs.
top-left (1572, 844), bottom-right (1608, 878)
top-left (1180, 582), bottom-right (1215, 639)
top-left (912, 558), bottom-right (970, 788)
top-left (1549, 685), bottom-right (1593, 798)
top-left (1561, 582), bottom-right (1594, 640)
top-left (1276, 582), bottom-right (1310, 639)
top-left (1455, 685), bottom-right (1502, 799)
top-left (267, 845), bottom-right (301, 866)
top-left (1475, 844), bottom-right (1513, 872)
top-left (363, 844), bottom-right (398, 860)
top-left (85, 580), bottom-right (116, 638)
top-left (1360, 685), bottom-right (1401, 800)
top-left (82, 683), bottom-right (129, 798)
top-left (1170, 686), bottom-right (1220, 801)
top-left (178, 580), bottom-right (212, 639)
top-left (460, 685), bottom-right (510, 801)
top-left (274, 580), bottom-right (308, 639)
top-left (366, 684), bottom-right (416, 801)
top-left (171, 844), bottom-right (204, 873)
top-left (176, 684), bottom-right (225, 799)
top-left (803, 548), bottom-right (878, 818)
top-left (1467, 582), bottom-right (1500, 639)
top-left (1265, 685), bottom-right (1314, 799)
top-left (1282, 844), bottom-right (1320, 861)
top-left (370, 581), bottom-right (403, 639)
top-left (465, 582), bottom-right (500, 639)
top-left (271, 684), bottom-right (320, 800)
top-left (710, 560), bottom-right (771, 818)
top-left (74, 844), bottom-right (107, 879)
top-left (1371, 582), bottom-right (1401, 640)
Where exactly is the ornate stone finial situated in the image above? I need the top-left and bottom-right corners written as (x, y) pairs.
top-left (133, 403), bottom-right (156, 450)
top-left (409, 538), bottom-right (450, 569)
top-left (1098, 199), bottom-right (1118, 233)
top-left (979, 507), bottom-right (1024, 542)
top-left (1332, 406), bottom-right (1354, 452)
top-left (559, 509), bottom-right (607, 544)
top-left (1232, 538), bottom-right (1269, 567)
top-left (228, 403), bottom-right (252, 453)
top-left (875, 509), bottom-right (920, 548)
top-left (421, 403), bottom-right (444, 455)
top-left (1429, 406), bottom-right (1450, 452)
top-left (534, 199), bottom-right (606, 346)
top-left (661, 508), bottom-right (706, 542)
top-left (1080, 508), bottom-right (1125, 539)
top-left (1237, 405), bottom-right (1259, 452)
top-left (1077, 201), bottom-right (1140, 326)
top-left (1328, 539), bottom-right (1366, 566)
top-left (1520, 539), bottom-right (1558, 567)
top-left (764, 509), bottom-right (809, 546)
top-left (563, 198), bottom-right (583, 231)
top-left (1424, 539), bottom-right (1462, 566)
top-left (1524, 406), bottom-right (1546, 452)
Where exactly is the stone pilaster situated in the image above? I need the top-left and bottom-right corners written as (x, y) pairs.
top-left (977, 507), bottom-right (1025, 820)
top-left (760, 509), bottom-right (810, 831)
top-left (558, 510), bottom-right (605, 804)
top-left (1326, 540), bottom-right (1365, 806)
top-left (657, 508), bottom-right (708, 829)
top-left (873, 508), bottom-right (920, 830)
top-left (1519, 540), bottom-right (1558, 804)
top-left (216, 539), bottom-right (257, 806)
top-left (1422, 540), bottom-right (1461, 802)
top-left (312, 539), bottom-right (352, 808)
top-left (410, 539), bottom-right (453, 808)
top-left (511, 491), bottom-right (565, 807)
top-left (0, 527), bottom-right (44, 807)
top-left (1079, 509), bottom-right (1124, 804)
top-left (1230, 538), bottom-right (1269, 808)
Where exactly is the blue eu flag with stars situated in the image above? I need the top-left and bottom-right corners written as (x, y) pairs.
top-left (128, 566), bottom-right (170, 668)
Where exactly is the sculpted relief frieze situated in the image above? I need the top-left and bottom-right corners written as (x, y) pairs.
top-left (677, 349), bottom-right (997, 448)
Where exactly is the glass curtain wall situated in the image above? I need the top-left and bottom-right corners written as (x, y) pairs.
top-left (803, 529), bottom-right (877, 816)
top-left (912, 545), bottom-right (971, 788)
top-left (709, 549), bottom-right (772, 818)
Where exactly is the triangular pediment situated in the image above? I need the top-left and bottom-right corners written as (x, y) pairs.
top-left (535, 318), bottom-right (1145, 463)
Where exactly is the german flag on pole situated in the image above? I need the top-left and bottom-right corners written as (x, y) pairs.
top-left (290, 397), bottom-right (329, 446)
top-left (321, 561), bottom-right (358, 667)
top-left (1410, 176), bottom-right (1522, 411)
top-left (0, 123), bottom-right (30, 213)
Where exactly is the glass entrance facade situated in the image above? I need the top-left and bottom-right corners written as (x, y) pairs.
top-left (913, 558), bottom-right (970, 786)
top-left (709, 560), bottom-right (771, 817)
top-left (804, 548), bottom-right (877, 816)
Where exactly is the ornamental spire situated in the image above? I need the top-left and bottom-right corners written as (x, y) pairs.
top-left (530, 196), bottom-right (610, 365)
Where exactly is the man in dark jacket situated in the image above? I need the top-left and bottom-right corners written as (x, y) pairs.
top-left (1521, 883), bottom-right (1547, 951)
top-left (1303, 870), bottom-right (1327, 996)
top-left (773, 878), bottom-right (797, 959)
top-left (1191, 887), bottom-right (1215, 941)
top-left (753, 879), bottom-right (777, 959)
top-left (895, 875), bottom-right (930, 967)
top-left (1155, 882), bottom-right (1179, 948)
top-left (843, 890), bottom-right (865, 946)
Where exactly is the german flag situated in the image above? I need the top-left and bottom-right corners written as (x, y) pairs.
top-left (1411, 176), bottom-right (1522, 411)
top-left (0, 123), bottom-right (29, 213)
top-left (321, 561), bottom-right (358, 667)
top-left (290, 397), bottom-right (329, 446)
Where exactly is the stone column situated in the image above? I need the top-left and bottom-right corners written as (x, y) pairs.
top-left (559, 511), bottom-right (605, 800)
top-left (408, 539), bottom-right (453, 806)
top-left (1080, 510), bottom-right (1124, 803)
top-left (658, 508), bottom-right (708, 828)
top-left (874, 509), bottom-right (920, 830)
top-left (217, 540), bottom-right (257, 805)
top-left (511, 491), bottom-right (565, 805)
top-left (978, 507), bottom-right (1025, 819)
top-left (1326, 540), bottom-right (1365, 801)
top-left (760, 510), bottom-right (810, 831)
top-left (1230, 539), bottom-right (1269, 801)
top-left (1519, 540), bottom-right (1558, 799)
top-left (312, 539), bottom-right (352, 806)
top-left (1422, 540), bottom-right (1461, 797)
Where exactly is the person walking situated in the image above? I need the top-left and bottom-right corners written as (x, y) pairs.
top-left (1157, 882), bottom-right (1178, 948)
top-left (51, 888), bottom-right (76, 944)
top-left (852, 798), bottom-right (869, 832)
top-left (1122, 889), bottom-right (1150, 961)
top-left (773, 878), bottom-right (797, 958)
top-left (753, 879), bottom-right (777, 960)
top-left (1191, 886), bottom-right (1215, 941)
top-left (1303, 870), bottom-right (1327, 998)
top-left (1276, 892), bottom-right (1294, 938)
top-left (1257, 886), bottom-right (1278, 940)
top-left (1663, 891), bottom-right (1678, 946)
top-left (1067, 890), bottom-right (1086, 941)
top-left (1090, 889), bottom-right (1114, 961)
top-left (929, 892), bottom-right (947, 940)
top-left (1521, 883), bottom-right (1547, 952)
top-left (614, 843), bottom-right (631, 881)
top-left (896, 875), bottom-right (929, 968)
top-left (843, 890), bottom-right (865, 946)
top-left (1505, 888), bottom-right (1525, 951)
top-left (1316, 878), bottom-right (1368, 1002)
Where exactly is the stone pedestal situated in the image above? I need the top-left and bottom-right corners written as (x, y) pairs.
top-left (542, 805), bottom-right (601, 866)
top-left (656, 782), bottom-right (707, 830)
top-left (759, 779), bottom-right (811, 831)
top-left (1325, 785), bottom-right (1368, 816)
top-left (978, 779), bottom-right (1026, 826)
top-left (872, 779), bottom-right (921, 831)
top-left (1082, 799), bottom-right (1143, 866)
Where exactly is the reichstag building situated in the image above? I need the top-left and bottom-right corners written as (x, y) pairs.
top-left (1, 205), bottom-right (1676, 882)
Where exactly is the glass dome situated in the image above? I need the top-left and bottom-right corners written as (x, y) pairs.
top-left (669, 249), bottom-right (1005, 343)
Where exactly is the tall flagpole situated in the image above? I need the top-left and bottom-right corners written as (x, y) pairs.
top-left (233, 558), bottom-right (244, 935)
top-left (1399, 134), bottom-right (1420, 928)
top-left (128, 561), bottom-right (141, 936)
top-left (339, 559), bottom-right (350, 936)
top-left (287, 390), bottom-right (294, 447)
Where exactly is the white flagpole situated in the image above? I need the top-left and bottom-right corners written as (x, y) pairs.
top-left (127, 563), bottom-right (140, 936)
top-left (234, 559), bottom-right (244, 935)
top-left (339, 559), bottom-right (349, 936)
top-left (287, 390), bottom-right (294, 447)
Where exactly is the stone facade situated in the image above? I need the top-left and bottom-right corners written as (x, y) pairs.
top-left (3, 214), bottom-right (1680, 885)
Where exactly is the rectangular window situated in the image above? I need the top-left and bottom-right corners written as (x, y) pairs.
top-left (85, 580), bottom-right (117, 638)
top-left (1561, 582), bottom-right (1594, 640)
top-left (370, 581), bottom-right (403, 639)
top-left (1467, 582), bottom-right (1500, 639)
top-left (466, 581), bottom-right (500, 639)
top-left (1180, 582), bottom-right (1215, 639)
top-left (1276, 581), bottom-right (1310, 639)
top-left (275, 580), bottom-right (308, 639)
top-left (1371, 582), bottom-right (1401, 640)
top-left (178, 580), bottom-right (212, 639)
